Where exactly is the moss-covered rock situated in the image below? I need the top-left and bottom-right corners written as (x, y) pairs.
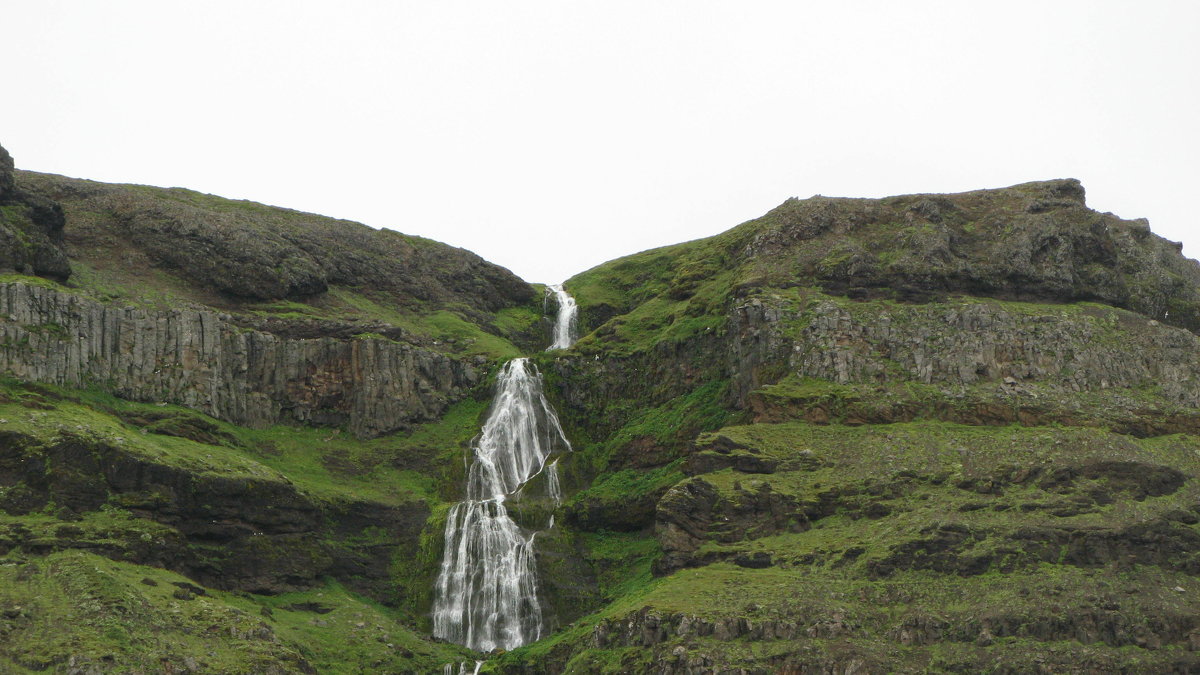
top-left (16, 169), bottom-right (532, 309)
top-left (0, 144), bottom-right (70, 281)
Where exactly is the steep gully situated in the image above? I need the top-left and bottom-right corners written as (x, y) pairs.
top-left (436, 285), bottom-right (579, 671)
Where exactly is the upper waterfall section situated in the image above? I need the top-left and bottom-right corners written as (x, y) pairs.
top-left (547, 284), bottom-right (578, 350)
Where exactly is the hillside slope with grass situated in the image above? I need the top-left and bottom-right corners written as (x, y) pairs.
top-left (501, 180), bottom-right (1200, 673)
top-left (2, 139), bottom-right (1199, 674)
top-left (0, 148), bottom-right (551, 439)
top-left (14, 167), bottom-right (545, 361)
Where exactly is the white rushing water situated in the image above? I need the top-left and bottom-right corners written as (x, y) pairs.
top-left (432, 287), bottom-right (577, 654)
top-left (443, 661), bottom-right (482, 675)
top-left (546, 284), bottom-right (578, 350)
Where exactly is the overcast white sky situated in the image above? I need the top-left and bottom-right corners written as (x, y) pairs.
top-left (3, 1), bottom-right (1197, 284)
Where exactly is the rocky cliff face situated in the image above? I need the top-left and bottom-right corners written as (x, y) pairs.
top-left (0, 282), bottom-right (480, 437)
top-left (0, 146), bottom-right (70, 280)
top-left (728, 293), bottom-right (1200, 421)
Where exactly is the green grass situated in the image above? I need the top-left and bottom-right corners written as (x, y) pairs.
top-left (577, 530), bottom-right (661, 603)
top-left (560, 379), bottom-right (738, 519)
top-left (0, 550), bottom-right (472, 673)
top-left (0, 376), bottom-right (485, 507)
top-left (0, 274), bottom-right (68, 292)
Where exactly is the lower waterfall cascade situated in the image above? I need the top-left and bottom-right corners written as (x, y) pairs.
top-left (432, 285), bottom-right (577, 657)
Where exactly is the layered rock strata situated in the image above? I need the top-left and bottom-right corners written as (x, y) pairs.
top-left (0, 282), bottom-right (480, 437)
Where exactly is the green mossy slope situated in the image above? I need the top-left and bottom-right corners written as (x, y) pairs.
top-left (493, 421), bottom-right (1200, 673)
top-left (4, 173), bottom-right (1200, 673)
top-left (0, 550), bottom-right (472, 673)
top-left (0, 374), bottom-right (486, 672)
top-left (14, 170), bottom-right (545, 359)
top-left (513, 180), bottom-right (1200, 673)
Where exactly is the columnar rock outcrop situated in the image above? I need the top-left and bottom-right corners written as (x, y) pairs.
top-left (0, 282), bottom-right (480, 437)
top-left (727, 295), bottom-right (1200, 405)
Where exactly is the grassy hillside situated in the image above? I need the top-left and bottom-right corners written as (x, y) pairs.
top-left (15, 170), bottom-right (546, 359)
top-left (3, 173), bottom-right (1200, 673)
top-left (511, 180), bottom-right (1200, 672)
top-left (0, 374), bottom-right (487, 672)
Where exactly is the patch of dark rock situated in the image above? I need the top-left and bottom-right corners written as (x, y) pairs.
top-left (150, 417), bottom-right (239, 447)
top-left (608, 435), bottom-right (681, 470)
top-left (686, 451), bottom-right (777, 475)
top-left (171, 581), bottom-right (206, 596)
top-left (698, 435), bottom-right (753, 455)
top-left (53, 525), bottom-right (83, 538)
top-left (19, 382), bottom-right (65, 402)
top-left (955, 478), bottom-right (1004, 495)
top-left (114, 410), bottom-right (240, 447)
top-left (18, 397), bottom-right (55, 411)
top-left (566, 491), bottom-right (663, 533)
top-left (867, 524), bottom-right (985, 578)
top-left (283, 602), bottom-right (333, 614)
top-left (14, 563), bottom-right (38, 582)
top-left (54, 507), bottom-right (82, 522)
top-left (731, 455), bottom-right (778, 474)
top-left (1164, 509), bottom-right (1200, 525)
top-left (734, 551), bottom-right (773, 569)
top-left (1080, 461), bottom-right (1187, 500)
top-left (863, 502), bottom-right (891, 519)
top-left (0, 483), bottom-right (46, 516)
top-left (140, 577), bottom-right (158, 586)
top-left (1050, 505), bottom-right (1095, 517)
top-left (832, 547), bottom-right (865, 569)
top-left (320, 449), bottom-right (373, 476)
top-left (683, 451), bottom-right (730, 476)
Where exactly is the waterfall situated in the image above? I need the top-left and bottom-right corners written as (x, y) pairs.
top-left (432, 287), bottom-right (577, 654)
top-left (547, 284), bottom-right (577, 350)
top-left (546, 460), bottom-right (561, 503)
